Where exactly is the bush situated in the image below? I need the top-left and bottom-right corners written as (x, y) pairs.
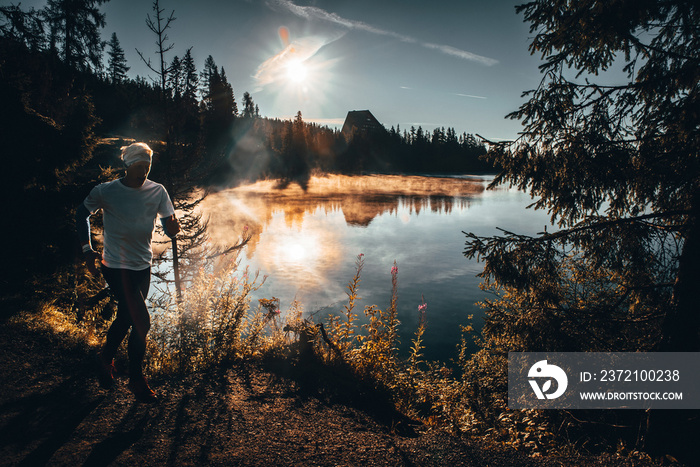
top-left (146, 252), bottom-right (305, 375)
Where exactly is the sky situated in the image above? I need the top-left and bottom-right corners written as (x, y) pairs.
top-left (8, 0), bottom-right (545, 140)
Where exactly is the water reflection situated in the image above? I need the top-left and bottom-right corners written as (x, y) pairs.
top-left (203, 174), bottom-right (484, 247)
top-left (202, 175), bottom-right (484, 299)
top-left (199, 174), bottom-right (546, 362)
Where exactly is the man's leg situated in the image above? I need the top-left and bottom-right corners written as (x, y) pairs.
top-left (117, 268), bottom-right (158, 402)
top-left (125, 267), bottom-right (151, 379)
top-left (102, 265), bottom-right (132, 363)
top-left (99, 266), bottom-right (133, 387)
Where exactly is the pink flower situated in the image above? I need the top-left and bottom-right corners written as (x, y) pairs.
top-left (391, 266), bottom-right (398, 275)
top-left (418, 298), bottom-right (428, 328)
top-left (244, 225), bottom-right (249, 231)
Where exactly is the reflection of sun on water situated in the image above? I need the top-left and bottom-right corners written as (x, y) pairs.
top-left (254, 210), bottom-right (346, 298)
top-left (285, 243), bottom-right (306, 262)
top-left (277, 236), bottom-right (317, 265)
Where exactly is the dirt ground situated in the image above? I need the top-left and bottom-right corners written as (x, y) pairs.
top-left (0, 321), bottom-right (665, 467)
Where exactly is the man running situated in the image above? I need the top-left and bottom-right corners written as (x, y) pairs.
top-left (76, 142), bottom-right (180, 402)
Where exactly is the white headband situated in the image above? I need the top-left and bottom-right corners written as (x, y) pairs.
top-left (120, 143), bottom-right (153, 167)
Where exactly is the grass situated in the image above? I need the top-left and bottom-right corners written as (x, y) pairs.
top-left (13, 249), bottom-right (664, 463)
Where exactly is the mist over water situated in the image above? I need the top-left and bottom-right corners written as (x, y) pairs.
top-left (200, 174), bottom-right (551, 362)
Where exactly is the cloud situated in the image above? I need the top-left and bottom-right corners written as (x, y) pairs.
top-left (424, 44), bottom-right (498, 67)
top-left (268, 0), bottom-right (498, 66)
top-left (456, 93), bottom-right (487, 99)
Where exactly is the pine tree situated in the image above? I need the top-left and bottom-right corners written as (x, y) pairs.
top-left (202, 62), bottom-right (236, 136)
top-left (464, 1), bottom-right (700, 353)
top-left (169, 54), bottom-right (182, 98)
top-left (106, 32), bottom-right (129, 83)
top-left (43, 0), bottom-right (108, 71)
top-left (136, 0), bottom-right (211, 300)
top-left (200, 54), bottom-right (217, 104)
top-left (0, 5), bottom-right (45, 50)
top-left (181, 48), bottom-right (198, 106)
top-left (242, 91), bottom-right (255, 118)
top-left (219, 68), bottom-right (238, 118)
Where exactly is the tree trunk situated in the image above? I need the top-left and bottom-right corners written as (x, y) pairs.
top-left (660, 188), bottom-right (700, 351)
top-left (171, 236), bottom-right (182, 301)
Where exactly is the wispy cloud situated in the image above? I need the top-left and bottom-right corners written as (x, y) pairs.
top-left (268, 0), bottom-right (498, 66)
top-left (424, 44), bottom-right (497, 67)
top-left (456, 93), bottom-right (487, 99)
top-left (253, 35), bottom-right (331, 90)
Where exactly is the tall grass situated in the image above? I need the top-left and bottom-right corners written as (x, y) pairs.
top-left (146, 253), bottom-right (306, 375)
top-left (303, 255), bottom-right (590, 457)
top-left (36, 249), bottom-right (652, 459)
top-left (142, 251), bottom-right (472, 432)
top-left (313, 255), bottom-right (468, 428)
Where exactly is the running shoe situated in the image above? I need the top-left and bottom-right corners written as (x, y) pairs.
top-left (128, 376), bottom-right (158, 403)
top-left (96, 353), bottom-right (116, 389)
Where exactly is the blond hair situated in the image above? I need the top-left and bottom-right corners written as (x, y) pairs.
top-left (120, 142), bottom-right (153, 167)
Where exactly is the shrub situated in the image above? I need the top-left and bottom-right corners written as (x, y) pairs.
top-left (145, 250), bottom-right (310, 376)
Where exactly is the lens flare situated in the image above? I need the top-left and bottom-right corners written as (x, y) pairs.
top-left (279, 26), bottom-right (290, 48)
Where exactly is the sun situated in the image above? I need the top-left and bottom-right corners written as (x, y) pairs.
top-left (286, 59), bottom-right (308, 83)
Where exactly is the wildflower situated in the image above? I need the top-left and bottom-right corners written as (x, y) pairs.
top-left (418, 296), bottom-right (428, 328)
top-left (244, 225), bottom-right (249, 231)
top-left (391, 265), bottom-right (398, 275)
top-left (359, 253), bottom-right (364, 258)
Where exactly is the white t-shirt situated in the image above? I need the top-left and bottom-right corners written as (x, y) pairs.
top-left (83, 179), bottom-right (175, 270)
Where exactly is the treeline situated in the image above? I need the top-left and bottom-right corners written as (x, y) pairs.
top-left (207, 115), bottom-right (490, 187)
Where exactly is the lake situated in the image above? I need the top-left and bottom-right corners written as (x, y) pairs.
top-left (200, 174), bottom-right (552, 363)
